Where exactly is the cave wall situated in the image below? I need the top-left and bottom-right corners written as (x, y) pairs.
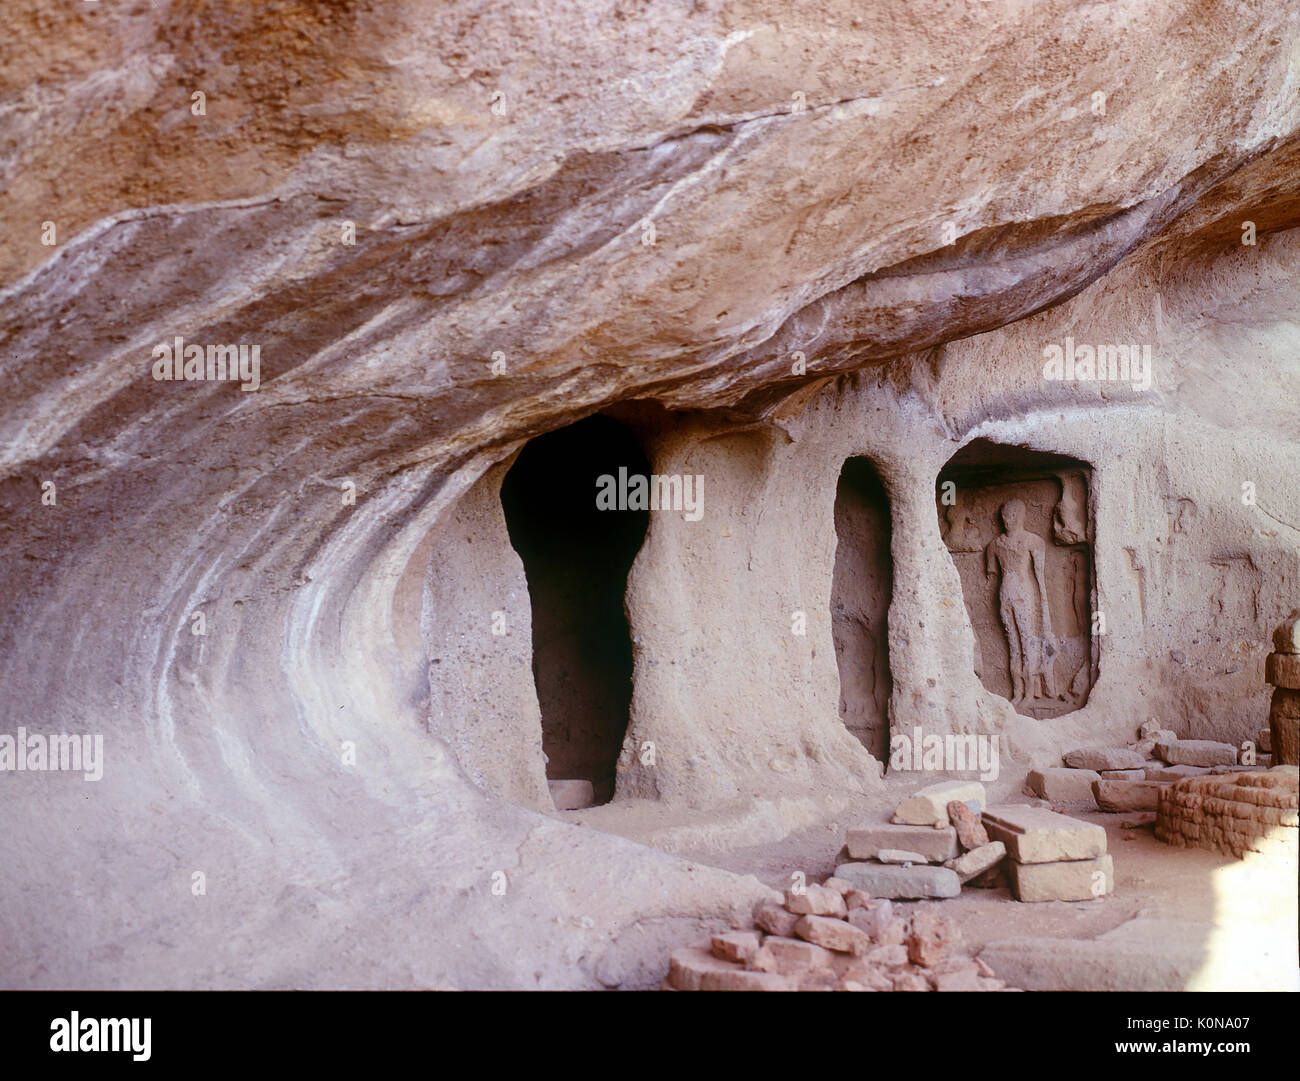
top-left (412, 232), bottom-right (1299, 815)
top-left (2, 226), bottom-right (1295, 989)
top-left (421, 457), bottom-right (552, 812)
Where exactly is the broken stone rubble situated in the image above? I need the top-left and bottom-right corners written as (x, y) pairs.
top-left (795, 914), bottom-right (871, 954)
top-left (664, 744), bottom-right (1294, 990)
top-left (663, 882), bottom-right (1013, 991)
top-left (783, 884), bottom-right (846, 918)
top-left (846, 899), bottom-right (895, 940)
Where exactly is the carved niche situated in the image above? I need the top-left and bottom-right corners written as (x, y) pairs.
top-left (937, 441), bottom-right (1096, 718)
top-left (831, 457), bottom-right (893, 761)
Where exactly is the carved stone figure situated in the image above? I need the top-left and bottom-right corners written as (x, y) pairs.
top-left (1052, 473), bottom-right (1088, 546)
top-left (984, 499), bottom-right (1061, 705)
top-left (942, 501), bottom-right (984, 552)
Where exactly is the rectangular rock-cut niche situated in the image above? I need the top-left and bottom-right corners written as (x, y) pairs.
top-left (936, 440), bottom-right (1096, 718)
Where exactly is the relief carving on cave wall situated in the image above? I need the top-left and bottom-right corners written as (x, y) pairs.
top-left (938, 445), bottom-right (1095, 718)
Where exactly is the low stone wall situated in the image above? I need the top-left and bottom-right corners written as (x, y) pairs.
top-left (1155, 767), bottom-right (1299, 860)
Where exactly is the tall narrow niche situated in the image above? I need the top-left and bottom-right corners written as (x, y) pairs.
top-left (831, 457), bottom-right (894, 761)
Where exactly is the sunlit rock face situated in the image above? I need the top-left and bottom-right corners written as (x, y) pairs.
top-left (1, 1), bottom-right (1298, 989)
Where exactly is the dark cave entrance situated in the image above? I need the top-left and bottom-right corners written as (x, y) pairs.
top-left (500, 415), bottom-right (650, 807)
top-left (831, 457), bottom-right (894, 763)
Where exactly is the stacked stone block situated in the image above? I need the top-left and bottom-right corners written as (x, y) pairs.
top-left (982, 805), bottom-right (1113, 902)
top-left (1267, 609), bottom-right (1300, 767)
top-left (835, 781), bottom-right (1006, 898)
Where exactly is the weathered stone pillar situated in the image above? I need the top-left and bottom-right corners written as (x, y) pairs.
top-left (1266, 610), bottom-right (1300, 767)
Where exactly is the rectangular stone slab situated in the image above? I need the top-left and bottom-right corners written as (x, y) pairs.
top-left (1027, 766), bottom-right (1099, 803)
top-left (1156, 739), bottom-right (1237, 767)
top-left (878, 848), bottom-right (930, 864)
top-left (1063, 747), bottom-right (1147, 771)
top-left (977, 931), bottom-right (1201, 991)
top-left (833, 861), bottom-right (961, 899)
top-left (1093, 778), bottom-right (1164, 812)
top-left (1009, 854), bottom-right (1114, 902)
top-left (982, 804), bottom-right (1107, 863)
top-left (845, 822), bottom-right (958, 862)
top-left (892, 780), bottom-right (986, 826)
